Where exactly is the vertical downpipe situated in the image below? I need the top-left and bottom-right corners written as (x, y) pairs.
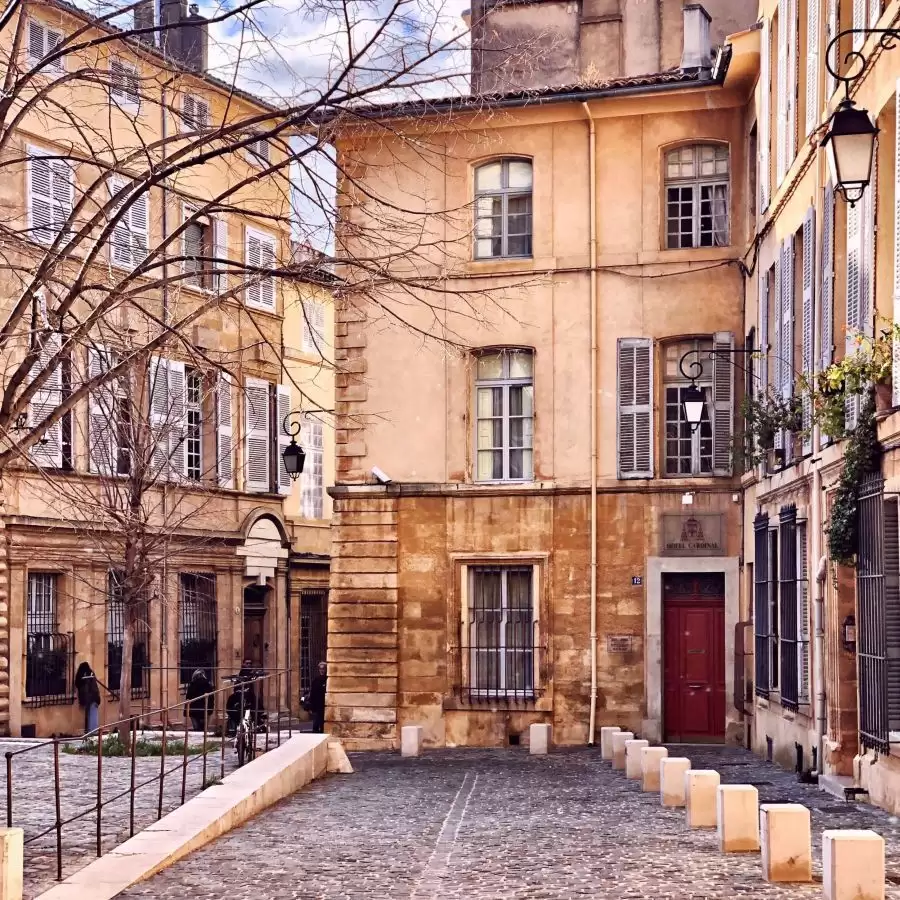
top-left (583, 103), bottom-right (599, 745)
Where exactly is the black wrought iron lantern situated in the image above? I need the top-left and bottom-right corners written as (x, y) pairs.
top-left (682, 383), bottom-right (706, 433)
top-left (282, 436), bottom-right (306, 480)
top-left (822, 99), bottom-right (879, 205)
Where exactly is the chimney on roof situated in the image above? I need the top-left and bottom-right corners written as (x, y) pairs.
top-left (681, 3), bottom-right (712, 71)
top-left (134, 0), bottom-right (156, 45)
top-left (160, 0), bottom-right (209, 72)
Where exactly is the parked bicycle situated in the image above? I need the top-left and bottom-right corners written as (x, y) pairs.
top-left (223, 668), bottom-right (268, 766)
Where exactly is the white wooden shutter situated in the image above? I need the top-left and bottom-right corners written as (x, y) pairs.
top-left (781, 237), bottom-right (795, 462)
top-left (88, 346), bottom-right (118, 474)
top-left (28, 21), bottom-right (63, 71)
top-left (776, 0), bottom-right (789, 184)
top-left (806, 0), bottom-right (820, 136)
top-left (802, 207), bottom-right (816, 455)
top-left (760, 16), bottom-right (771, 213)
top-left (149, 356), bottom-right (171, 477)
top-left (825, 0), bottom-right (838, 98)
top-left (821, 181), bottom-right (836, 373)
top-left (773, 246), bottom-right (785, 453)
top-left (302, 299), bottom-right (325, 352)
top-left (786, 0), bottom-right (797, 167)
top-left (870, 0), bottom-right (881, 25)
top-left (244, 377), bottom-right (270, 492)
top-left (29, 151), bottom-right (53, 245)
top-left (861, 149), bottom-right (877, 340)
top-left (846, 195), bottom-right (862, 430)
top-left (245, 231), bottom-right (261, 307)
top-left (760, 270), bottom-right (769, 394)
top-left (28, 331), bottom-right (63, 467)
top-left (712, 331), bottom-right (734, 476)
top-left (216, 371), bottom-right (234, 488)
top-left (894, 80), bottom-right (900, 406)
top-left (110, 57), bottom-right (139, 107)
top-left (853, 0), bottom-right (866, 49)
top-left (213, 218), bottom-right (228, 294)
top-left (616, 338), bottom-right (653, 479)
top-left (167, 360), bottom-right (186, 478)
top-left (276, 384), bottom-right (292, 495)
top-left (260, 235), bottom-right (275, 309)
top-left (110, 178), bottom-right (147, 267)
top-left (130, 187), bottom-right (149, 265)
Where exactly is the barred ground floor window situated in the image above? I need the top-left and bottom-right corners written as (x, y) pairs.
top-left (179, 573), bottom-right (217, 686)
top-left (106, 570), bottom-right (151, 698)
top-left (25, 572), bottom-right (72, 705)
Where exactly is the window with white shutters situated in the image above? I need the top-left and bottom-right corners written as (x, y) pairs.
top-left (182, 94), bottom-right (209, 131)
top-left (108, 178), bottom-right (149, 268)
top-left (244, 377), bottom-right (270, 492)
top-left (28, 147), bottom-right (72, 245)
top-left (246, 134), bottom-right (270, 166)
top-left (28, 331), bottom-right (64, 468)
top-left (27, 20), bottom-right (64, 72)
top-left (618, 338), bottom-right (653, 479)
top-left (302, 299), bottom-right (326, 353)
top-left (148, 356), bottom-right (186, 480)
top-left (109, 57), bottom-right (140, 109)
top-left (182, 204), bottom-right (214, 289)
top-left (276, 384), bottom-right (292, 495)
top-left (805, 0), bottom-right (820, 136)
top-left (759, 16), bottom-right (771, 213)
top-left (801, 208), bottom-right (816, 456)
top-left (301, 420), bottom-right (324, 518)
top-left (245, 228), bottom-right (276, 310)
top-left (216, 372), bottom-right (234, 488)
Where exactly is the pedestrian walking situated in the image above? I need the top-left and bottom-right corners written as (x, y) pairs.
top-left (308, 661), bottom-right (327, 734)
top-left (74, 661), bottom-right (101, 735)
top-left (185, 668), bottom-right (214, 732)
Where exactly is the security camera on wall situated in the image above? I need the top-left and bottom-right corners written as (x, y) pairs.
top-left (371, 466), bottom-right (392, 485)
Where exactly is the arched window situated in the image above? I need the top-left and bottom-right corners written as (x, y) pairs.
top-left (474, 159), bottom-right (533, 259)
top-left (664, 144), bottom-right (729, 249)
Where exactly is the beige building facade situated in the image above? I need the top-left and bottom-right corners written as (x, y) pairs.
top-left (0, 0), bottom-right (333, 736)
top-left (327, 1), bottom-right (757, 751)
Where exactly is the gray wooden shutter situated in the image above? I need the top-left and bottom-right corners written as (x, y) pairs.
top-left (213, 217), bottom-right (228, 294)
top-left (167, 360), bottom-right (186, 479)
top-left (782, 236), bottom-right (795, 458)
top-left (760, 16), bottom-right (771, 212)
top-left (805, 0), bottom-right (820, 136)
top-left (760, 270), bottom-right (769, 395)
top-left (884, 496), bottom-right (900, 730)
top-left (802, 207), bottom-right (816, 455)
top-left (821, 181), bottom-right (835, 373)
top-left (245, 231), bottom-right (261, 307)
top-left (776, 0), bottom-right (789, 184)
top-left (825, 0), bottom-right (838, 98)
top-left (276, 384), bottom-right (292, 495)
top-left (244, 377), bottom-right (270, 492)
top-left (773, 247), bottom-right (784, 452)
top-left (616, 338), bottom-right (653, 479)
top-left (148, 355), bottom-right (170, 477)
top-left (785, 0), bottom-right (797, 166)
top-left (712, 331), bottom-right (734, 476)
top-left (28, 331), bottom-right (63, 467)
top-left (216, 371), bottom-right (234, 488)
top-left (846, 192), bottom-right (862, 431)
top-left (862, 146), bottom-right (877, 340)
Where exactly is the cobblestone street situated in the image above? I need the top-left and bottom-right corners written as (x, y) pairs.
top-left (117, 744), bottom-right (900, 899)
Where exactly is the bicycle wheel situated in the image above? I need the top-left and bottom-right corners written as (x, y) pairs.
top-left (235, 729), bottom-right (246, 767)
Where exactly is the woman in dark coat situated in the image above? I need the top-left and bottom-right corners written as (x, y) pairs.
top-left (308, 662), bottom-right (327, 734)
top-left (74, 661), bottom-right (101, 735)
top-left (185, 669), bottom-right (214, 732)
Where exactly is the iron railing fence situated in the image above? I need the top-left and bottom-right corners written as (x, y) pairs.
top-left (5, 668), bottom-right (293, 883)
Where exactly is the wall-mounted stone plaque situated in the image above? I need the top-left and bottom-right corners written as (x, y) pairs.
top-left (607, 634), bottom-right (634, 654)
top-left (660, 513), bottom-right (725, 556)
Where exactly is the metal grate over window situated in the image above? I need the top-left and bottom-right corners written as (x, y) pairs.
top-left (106, 570), bottom-right (150, 698)
top-left (25, 573), bottom-right (73, 705)
top-left (178, 573), bottom-right (217, 686)
top-left (300, 588), bottom-right (328, 695)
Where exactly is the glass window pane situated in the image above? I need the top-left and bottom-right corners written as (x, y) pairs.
top-left (476, 162), bottom-right (502, 191)
top-left (507, 234), bottom-right (532, 256)
top-left (477, 354), bottom-right (504, 381)
top-left (508, 351), bottom-right (533, 379)
top-left (476, 385), bottom-right (502, 416)
top-left (476, 196), bottom-right (501, 217)
top-left (506, 160), bottom-right (532, 189)
top-left (475, 215), bottom-right (502, 238)
top-left (477, 450), bottom-right (502, 480)
top-left (477, 419), bottom-right (501, 449)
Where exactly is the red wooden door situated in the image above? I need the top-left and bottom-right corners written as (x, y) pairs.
top-left (663, 575), bottom-right (725, 742)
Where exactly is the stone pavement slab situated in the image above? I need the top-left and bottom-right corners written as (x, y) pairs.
top-left (118, 745), bottom-right (900, 899)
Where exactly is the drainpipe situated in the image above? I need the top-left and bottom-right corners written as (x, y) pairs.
top-left (582, 102), bottom-right (599, 745)
top-left (814, 548), bottom-right (827, 773)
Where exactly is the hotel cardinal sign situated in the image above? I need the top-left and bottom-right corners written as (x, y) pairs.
top-left (660, 513), bottom-right (725, 556)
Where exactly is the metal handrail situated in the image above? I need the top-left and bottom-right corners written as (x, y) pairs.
top-left (5, 668), bottom-right (293, 884)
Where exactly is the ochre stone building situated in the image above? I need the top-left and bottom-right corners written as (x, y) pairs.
top-left (327, 0), bottom-right (757, 750)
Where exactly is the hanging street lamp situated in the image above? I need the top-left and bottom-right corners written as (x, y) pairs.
top-left (821, 99), bottom-right (879, 205)
top-left (281, 415), bottom-right (306, 480)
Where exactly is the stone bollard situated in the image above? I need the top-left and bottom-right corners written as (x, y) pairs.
top-left (0, 828), bottom-right (23, 900)
top-left (717, 785), bottom-right (760, 852)
top-left (822, 830), bottom-right (885, 900)
top-left (660, 757), bottom-right (691, 807)
top-left (625, 739), bottom-right (649, 779)
top-left (599, 726), bottom-right (621, 760)
top-left (611, 731), bottom-right (634, 770)
top-left (400, 725), bottom-right (423, 758)
top-left (685, 770), bottom-right (720, 828)
top-left (760, 804), bottom-right (812, 882)
top-left (529, 723), bottom-right (552, 755)
top-left (641, 746), bottom-right (668, 792)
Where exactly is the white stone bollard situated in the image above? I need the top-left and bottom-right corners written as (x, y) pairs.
top-left (660, 757), bottom-right (691, 807)
top-left (760, 804), bottom-right (812, 883)
top-left (685, 770), bottom-right (720, 828)
top-left (400, 725), bottom-right (423, 758)
top-left (0, 828), bottom-right (23, 900)
top-left (822, 830), bottom-right (885, 900)
top-left (529, 723), bottom-right (552, 755)
top-left (625, 739), bottom-right (649, 779)
top-left (599, 726), bottom-right (621, 760)
top-left (611, 731), bottom-right (634, 770)
top-left (641, 746), bottom-right (668, 792)
top-left (717, 785), bottom-right (760, 852)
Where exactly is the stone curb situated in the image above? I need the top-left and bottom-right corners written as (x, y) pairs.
top-left (32, 734), bottom-right (341, 900)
